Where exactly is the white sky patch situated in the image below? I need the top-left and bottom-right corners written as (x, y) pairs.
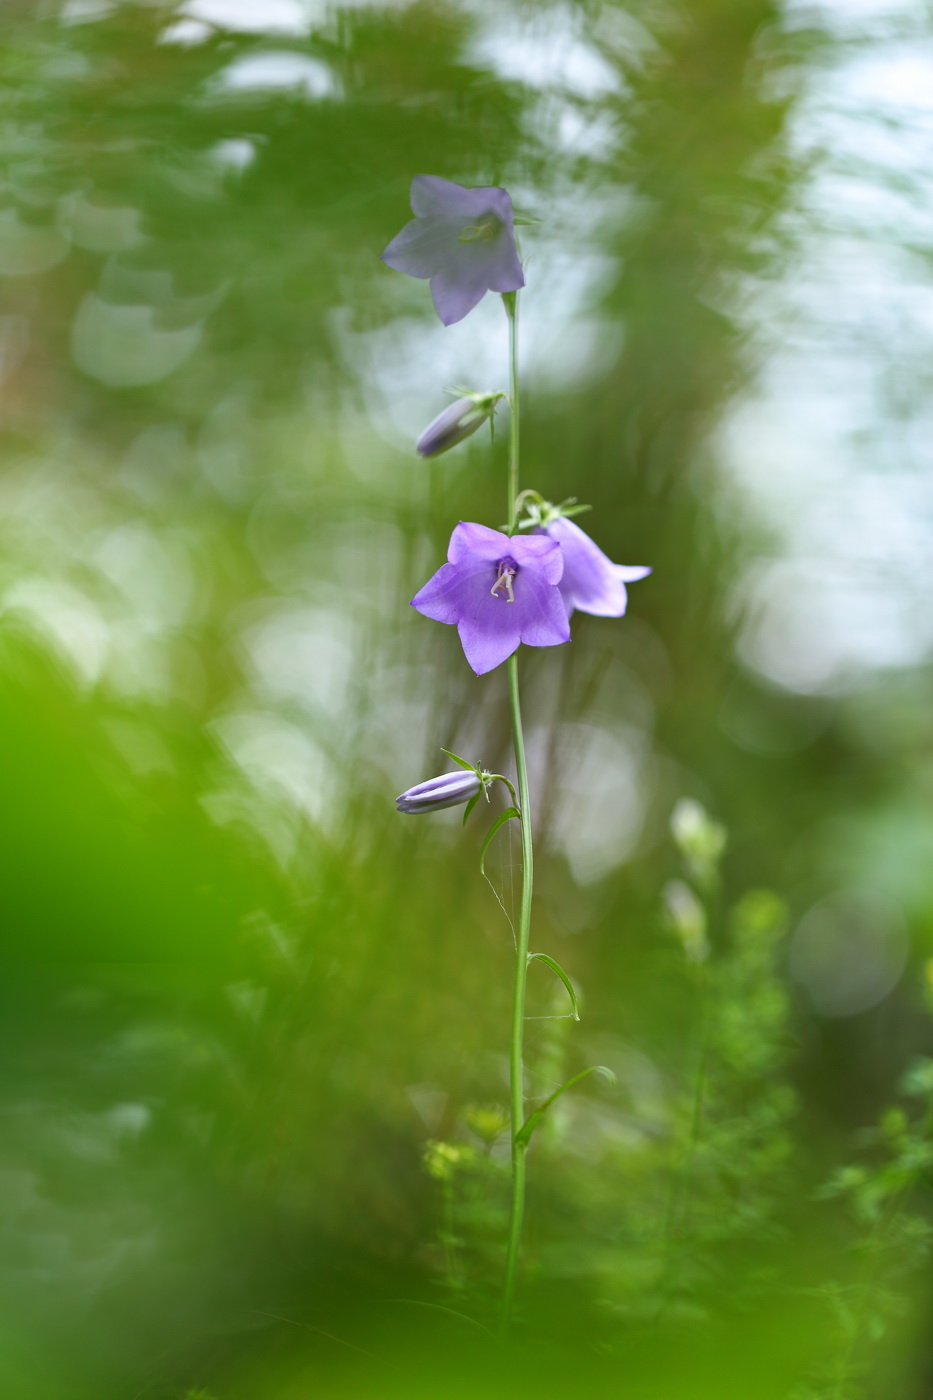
top-left (180, 0), bottom-right (318, 35)
top-left (211, 52), bottom-right (338, 99)
top-left (464, 3), bottom-right (619, 97)
top-left (716, 1), bottom-right (933, 693)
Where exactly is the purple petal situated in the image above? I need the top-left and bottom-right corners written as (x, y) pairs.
top-left (448, 521), bottom-right (509, 565)
top-left (429, 259), bottom-right (493, 325)
top-left (411, 562), bottom-right (466, 624)
top-left (458, 609), bottom-right (522, 675)
top-left (544, 517), bottom-right (628, 618)
top-left (512, 567), bottom-right (571, 648)
top-left (410, 176), bottom-right (501, 220)
top-left (615, 565), bottom-right (652, 581)
top-left (381, 214), bottom-right (462, 279)
top-left (509, 532), bottom-right (564, 585)
top-left (484, 232), bottom-right (525, 294)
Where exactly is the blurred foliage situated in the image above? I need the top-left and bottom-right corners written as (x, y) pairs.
top-left (1, 0), bottom-right (932, 1397)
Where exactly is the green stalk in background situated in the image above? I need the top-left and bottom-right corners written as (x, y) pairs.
top-left (500, 290), bottom-right (532, 1339)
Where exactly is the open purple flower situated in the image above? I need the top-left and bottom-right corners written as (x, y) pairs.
top-left (381, 176), bottom-right (525, 326)
top-left (412, 522), bottom-right (569, 675)
top-left (538, 516), bottom-right (650, 619)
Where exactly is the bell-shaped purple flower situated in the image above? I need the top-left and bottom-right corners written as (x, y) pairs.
top-left (538, 516), bottom-right (650, 619)
top-left (412, 522), bottom-right (570, 676)
top-left (381, 176), bottom-right (525, 326)
top-left (397, 769), bottom-right (482, 814)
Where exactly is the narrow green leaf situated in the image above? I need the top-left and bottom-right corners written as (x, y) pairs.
top-left (516, 1066), bottom-right (615, 1149)
top-left (479, 806), bottom-right (520, 876)
top-left (527, 952), bottom-right (580, 1021)
top-left (440, 747), bottom-right (476, 772)
top-left (461, 792), bottom-right (480, 827)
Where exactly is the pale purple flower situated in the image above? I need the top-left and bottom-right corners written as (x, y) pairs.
top-left (417, 392), bottom-right (504, 458)
top-left (412, 522), bottom-right (569, 676)
top-left (397, 769), bottom-right (482, 814)
top-left (381, 176), bottom-right (524, 326)
top-left (537, 516), bottom-right (650, 619)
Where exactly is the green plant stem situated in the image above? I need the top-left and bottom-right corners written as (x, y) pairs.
top-left (501, 652), bottom-right (533, 1338)
top-left (505, 291), bottom-right (520, 533)
top-left (499, 290), bottom-right (532, 1340)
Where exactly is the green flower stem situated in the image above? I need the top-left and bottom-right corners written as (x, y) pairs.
top-left (505, 290), bottom-right (520, 533)
top-left (500, 290), bottom-right (532, 1340)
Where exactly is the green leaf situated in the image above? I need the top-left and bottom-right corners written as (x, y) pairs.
top-left (440, 747), bottom-right (476, 772)
top-left (527, 952), bottom-right (580, 1021)
top-left (461, 792), bottom-right (480, 827)
top-left (479, 806), bottom-right (520, 876)
top-left (516, 1066), bottom-right (615, 1149)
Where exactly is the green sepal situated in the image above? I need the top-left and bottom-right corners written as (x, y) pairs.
top-left (527, 952), bottom-right (580, 1021)
top-left (515, 1066), bottom-right (615, 1150)
top-left (461, 792), bottom-right (481, 828)
top-left (557, 503), bottom-right (593, 519)
top-left (441, 747), bottom-right (477, 773)
top-left (479, 806), bottom-right (520, 876)
top-left (513, 214), bottom-right (541, 226)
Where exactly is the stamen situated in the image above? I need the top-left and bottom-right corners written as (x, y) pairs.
top-left (491, 558), bottom-right (517, 604)
top-left (458, 215), bottom-right (502, 244)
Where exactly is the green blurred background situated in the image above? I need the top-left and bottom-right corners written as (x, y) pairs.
top-left (2, 0), bottom-right (932, 1396)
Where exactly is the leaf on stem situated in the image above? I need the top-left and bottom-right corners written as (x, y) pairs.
top-left (527, 952), bottom-right (580, 1021)
top-left (479, 806), bottom-right (520, 877)
top-left (516, 1066), bottom-right (615, 1149)
top-left (441, 747), bottom-right (478, 772)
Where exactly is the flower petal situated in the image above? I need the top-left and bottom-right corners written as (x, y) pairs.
top-left (411, 562), bottom-right (465, 624)
top-left (545, 517), bottom-right (627, 617)
top-left (381, 214), bottom-right (462, 279)
top-left (448, 521), bottom-right (510, 565)
top-left (410, 176), bottom-right (498, 220)
top-left (513, 567), bottom-right (571, 648)
top-left (510, 532), bottom-right (564, 585)
top-left (458, 609), bottom-right (522, 675)
top-left (485, 231), bottom-right (525, 294)
top-left (429, 259), bottom-right (492, 325)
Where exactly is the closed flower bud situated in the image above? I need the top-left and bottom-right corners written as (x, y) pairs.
top-left (416, 391), bottom-right (504, 458)
top-left (396, 768), bottom-right (483, 814)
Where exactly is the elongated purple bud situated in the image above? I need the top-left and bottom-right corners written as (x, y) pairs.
top-left (416, 392), bottom-right (503, 458)
top-left (396, 769), bottom-right (482, 814)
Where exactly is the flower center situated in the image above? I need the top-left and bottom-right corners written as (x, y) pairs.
top-left (491, 556), bottom-right (518, 604)
top-left (458, 214), bottom-right (502, 244)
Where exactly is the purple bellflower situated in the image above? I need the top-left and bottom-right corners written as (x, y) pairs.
top-left (412, 522), bottom-right (570, 676)
top-left (536, 515), bottom-right (650, 619)
top-left (397, 768), bottom-right (483, 814)
top-left (417, 391), bottom-right (505, 458)
top-left (381, 176), bottom-right (525, 326)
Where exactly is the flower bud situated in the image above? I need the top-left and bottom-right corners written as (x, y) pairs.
top-left (416, 391), bottom-right (504, 458)
top-left (396, 768), bottom-right (482, 814)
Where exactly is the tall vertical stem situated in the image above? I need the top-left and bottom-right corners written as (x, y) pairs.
top-left (505, 291), bottom-right (520, 532)
top-left (500, 291), bottom-right (532, 1339)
